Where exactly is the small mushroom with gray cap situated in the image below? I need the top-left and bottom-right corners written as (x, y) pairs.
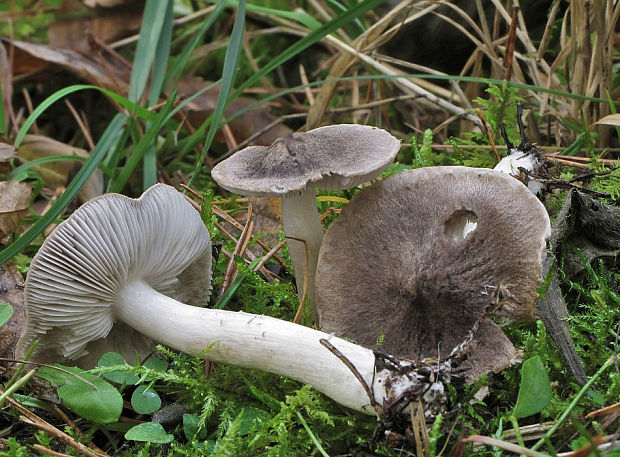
top-left (211, 124), bottom-right (401, 323)
top-left (15, 183), bottom-right (451, 416)
top-left (316, 166), bottom-right (551, 380)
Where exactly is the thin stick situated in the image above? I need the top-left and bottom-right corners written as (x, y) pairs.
top-left (253, 239), bottom-right (287, 273)
top-left (476, 109), bottom-right (501, 162)
top-left (33, 444), bottom-right (76, 457)
top-left (503, 6), bottom-right (518, 81)
top-left (214, 220), bottom-right (280, 283)
top-left (3, 393), bottom-right (109, 457)
top-left (299, 64), bottom-right (314, 105)
top-left (319, 338), bottom-right (377, 412)
top-left (218, 204), bottom-right (253, 300)
top-left (0, 358), bottom-right (98, 389)
top-left (64, 99), bottom-right (95, 150)
top-left (212, 205), bottom-right (286, 266)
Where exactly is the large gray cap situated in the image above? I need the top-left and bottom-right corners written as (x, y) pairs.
top-left (16, 184), bottom-right (212, 367)
top-left (316, 167), bottom-right (551, 377)
top-left (211, 124), bottom-right (401, 196)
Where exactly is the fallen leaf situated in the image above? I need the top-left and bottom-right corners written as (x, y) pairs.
top-left (7, 39), bottom-right (129, 93)
top-left (0, 263), bottom-right (25, 360)
top-left (177, 77), bottom-right (292, 147)
top-left (0, 143), bottom-right (16, 174)
top-left (0, 181), bottom-right (32, 239)
top-left (50, 1), bottom-right (143, 54)
top-left (594, 114), bottom-right (620, 127)
top-left (18, 134), bottom-right (104, 203)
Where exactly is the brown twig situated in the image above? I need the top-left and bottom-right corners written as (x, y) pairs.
top-left (218, 204), bottom-right (253, 300)
top-left (211, 205), bottom-right (286, 266)
top-left (503, 5), bottom-right (519, 81)
top-left (319, 338), bottom-right (378, 413)
top-left (64, 99), bottom-right (95, 151)
top-left (33, 444), bottom-right (77, 457)
top-left (2, 394), bottom-right (110, 457)
top-left (476, 108), bottom-right (501, 163)
top-left (252, 239), bottom-right (287, 273)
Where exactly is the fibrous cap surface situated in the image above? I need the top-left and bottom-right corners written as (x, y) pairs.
top-left (211, 124), bottom-right (401, 196)
top-left (316, 166), bottom-right (550, 375)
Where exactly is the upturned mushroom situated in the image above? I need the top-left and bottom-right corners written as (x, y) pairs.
top-left (211, 124), bottom-right (401, 322)
top-left (16, 184), bottom-right (213, 368)
top-left (316, 166), bottom-right (551, 379)
top-left (16, 183), bottom-right (451, 416)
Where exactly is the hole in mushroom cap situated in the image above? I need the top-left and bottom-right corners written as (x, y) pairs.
top-left (444, 210), bottom-right (478, 242)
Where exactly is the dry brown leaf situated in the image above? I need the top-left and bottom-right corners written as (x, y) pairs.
top-left (0, 263), bottom-right (25, 360)
top-left (7, 39), bottom-right (129, 93)
top-left (50, 0), bottom-right (143, 54)
top-left (18, 135), bottom-right (103, 203)
top-left (0, 143), bottom-right (16, 174)
top-left (246, 197), bottom-right (283, 248)
top-left (177, 77), bottom-right (292, 146)
top-left (594, 113), bottom-right (620, 127)
top-left (0, 181), bottom-right (32, 239)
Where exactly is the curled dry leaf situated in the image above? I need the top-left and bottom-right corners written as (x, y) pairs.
top-left (0, 181), bottom-right (32, 239)
top-left (7, 39), bottom-right (129, 93)
top-left (18, 135), bottom-right (104, 203)
top-left (594, 114), bottom-right (620, 127)
top-left (0, 263), bottom-right (26, 361)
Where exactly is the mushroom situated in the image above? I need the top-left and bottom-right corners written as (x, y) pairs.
top-left (315, 166), bottom-right (551, 379)
top-left (211, 124), bottom-right (401, 322)
top-left (16, 184), bottom-right (213, 368)
top-left (16, 183), bottom-right (449, 416)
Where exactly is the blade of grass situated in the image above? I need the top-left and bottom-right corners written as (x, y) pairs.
top-left (187, 0), bottom-right (247, 188)
top-left (129, 0), bottom-right (172, 102)
top-left (165, 1), bottom-right (228, 88)
top-left (0, 113), bottom-right (128, 266)
top-left (108, 95), bottom-right (177, 193)
top-left (144, 0), bottom-right (174, 189)
top-left (531, 356), bottom-right (615, 452)
top-left (4, 155), bottom-right (85, 181)
top-left (14, 85), bottom-right (154, 148)
top-left (232, 0), bottom-right (384, 98)
top-left (215, 0), bottom-right (321, 29)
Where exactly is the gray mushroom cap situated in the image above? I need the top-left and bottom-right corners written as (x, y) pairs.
top-left (16, 184), bottom-right (212, 367)
top-left (211, 124), bottom-right (401, 195)
top-left (316, 166), bottom-right (551, 377)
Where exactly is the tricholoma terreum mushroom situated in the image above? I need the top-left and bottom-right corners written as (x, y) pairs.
top-left (316, 166), bottom-right (551, 380)
top-left (17, 184), bottom-right (213, 368)
top-left (16, 183), bottom-right (453, 416)
top-left (211, 124), bottom-right (400, 322)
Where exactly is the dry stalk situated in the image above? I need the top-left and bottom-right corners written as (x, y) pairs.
top-left (2, 393), bottom-right (110, 457)
top-left (305, 0), bottom-right (417, 129)
top-left (218, 203), bottom-right (253, 300)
